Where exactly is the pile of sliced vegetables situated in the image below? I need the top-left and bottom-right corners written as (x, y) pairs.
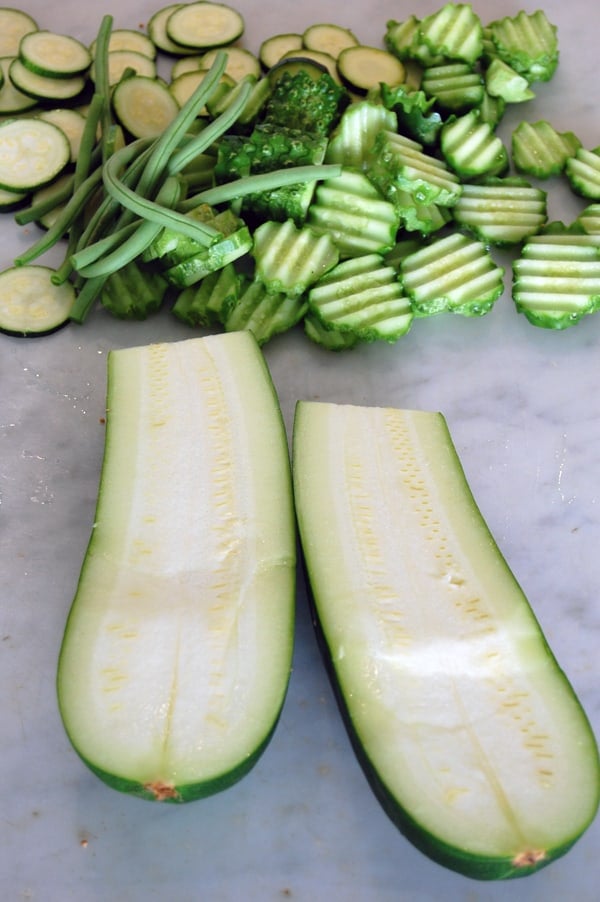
top-left (0, 2), bottom-right (599, 341)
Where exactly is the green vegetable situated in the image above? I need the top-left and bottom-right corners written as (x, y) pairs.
top-left (57, 331), bottom-right (296, 802)
top-left (292, 400), bottom-right (600, 880)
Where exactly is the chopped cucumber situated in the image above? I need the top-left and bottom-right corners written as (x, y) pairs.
top-left (57, 332), bottom-right (296, 802)
top-left (292, 401), bottom-right (600, 880)
top-left (452, 178), bottom-right (547, 246)
top-left (307, 252), bottom-right (413, 342)
top-left (401, 231), bottom-right (505, 316)
top-left (251, 219), bottom-right (339, 297)
top-left (512, 233), bottom-right (600, 328)
top-left (511, 120), bottom-right (581, 178)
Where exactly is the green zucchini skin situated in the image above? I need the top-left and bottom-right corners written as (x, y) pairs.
top-left (293, 401), bottom-right (599, 880)
top-left (307, 590), bottom-right (594, 879)
top-left (57, 333), bottom-right (296, 801)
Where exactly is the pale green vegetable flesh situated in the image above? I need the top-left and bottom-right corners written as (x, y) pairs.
top-left (57, 332), bottom-right (296, 802)
top-left (292, 401), bottom-right (599, 880)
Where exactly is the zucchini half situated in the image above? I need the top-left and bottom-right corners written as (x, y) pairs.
top-left (57, 333), bottom-right (296, 802)
top-left (292, 401), bottom-right (599, 879)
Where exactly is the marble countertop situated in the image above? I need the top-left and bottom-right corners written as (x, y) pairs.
top-left (1, 1), bottom-right (598, 899)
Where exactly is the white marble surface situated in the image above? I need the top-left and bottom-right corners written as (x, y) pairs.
top-left (1, 1), bottom-right (599, 899)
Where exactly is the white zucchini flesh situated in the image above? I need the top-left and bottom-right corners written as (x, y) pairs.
top-left (292, 401), bottom-right (599, 879)
top-left (57, 333), bottom-right (296, 801)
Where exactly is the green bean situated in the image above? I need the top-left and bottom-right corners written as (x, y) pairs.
top-left (103, 148), bottom-right (219, 245)
top-left (14, 166), bottom-right (104, 267)
top-left (74, 177), bottom-right (183, 278)
top-left (135, 51), bottom-right (228, 198)
top-left (180, 164), bottom-right (343, 212)
top-left (168, 78), bottom-right (254, 175)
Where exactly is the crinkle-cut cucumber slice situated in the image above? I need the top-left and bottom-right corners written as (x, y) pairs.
top-left (401, 230), bottom-right (505, 316)
top-left (19, 30), bottom-right (91, 79)
top-left (419, 2), bottom-right (483, 64)
top-left (0, 117), bottom-right (70, 191)
top-left (166, 2), bottom-right (244, 50)
top-left (565, 147), bottom-right (600, 200)
top-left (441, 108), bottom-right (508, 179)
top-left (308, 252), bottom-right (413, 343)
top-left (452, 178), bottom-right (547, 245)
top-left (511, 120), bottom-right (581, 178)
top-left (292, 400), bottom-right (600, 880)
top-left (57, 332), bottom-right (296, 802)
top-left (251, 219), bottom-right (339, 298)
top-left (308, 168), bottom-right (400, 259)
top-left (512, 233), bottom-right (600, 329)
top-left (0, 8), bottom-right (37, 57)
top-left (421, 62), bottom-right (484, 112)
top-left (223, 278), bottom-right (307, 345)
top-left (488, 9), bottom-right (558, 83)
top-left (0, 264), bottom-right (74, 335)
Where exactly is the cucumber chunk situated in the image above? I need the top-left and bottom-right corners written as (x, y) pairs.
top-left (57, 332), bottom-right (296, 802)
top-left (292, 401), bottom-right (600, 880)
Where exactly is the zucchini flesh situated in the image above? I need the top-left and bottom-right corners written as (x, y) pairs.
top-left (292, 401), bottom-right (599, 880)
top-left (57, 333), bottom-right (296, 802)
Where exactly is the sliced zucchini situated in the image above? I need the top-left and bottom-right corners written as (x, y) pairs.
top-left (0, 55), bottom-right (37, 113)
top-left (92, 49), bottom-right (157, 86)
top-left (165, 2), bottom-right (244, 51)
top-left (302, 23), bottom-right (359, 60)
top-left (90, 28), bottom-right (157, 61)
top-left (37, 107), bottom-right (87, 163)
top-left (278, 48), bottom-right (341, 84)
top-left (200, 46), bottom-right (261, 83)
top-left (259, 33), bottom-right (303, 70)
top-left (19, 30), bottom-right (91, 79)
top-left (8, 57), bottom-right (86, 101)
top-left (337, 45), bottom-right (405, 93)
top-left (0, 264), bottom-right (74, 336)
top-left (292, 401), bottom-right (600, 880)
top-left (0, 117), bottom-right (70, 191)
top-left (112, 75), bottom-right (180, 139)
top-left (147, 4), bottom-right (202, 56)
top-left (57, 332), bottom-right (296, 802)
top-left (0, 7), bottom-right (37, 57)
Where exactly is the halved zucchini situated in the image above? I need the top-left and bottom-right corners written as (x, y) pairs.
top-left (57, 332), bottom-right (296, 802)
top-left (292, 401), bottom-right (599, 880)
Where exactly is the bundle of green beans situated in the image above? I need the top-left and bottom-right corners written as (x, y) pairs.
top-left (11, 15), bottom-right (340, 323)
